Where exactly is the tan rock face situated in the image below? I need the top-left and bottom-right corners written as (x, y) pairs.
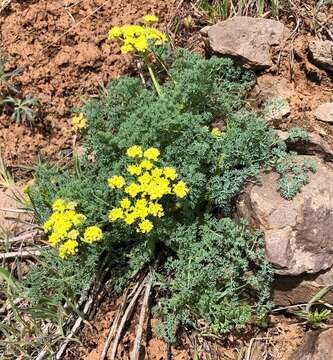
top-left (314, 102), bottom-right (333, 123)
top-left (0, 185), bottom-right (30, 236)
top-left (290, 328), bottom-right (333, 360)
top-left (309, 40), bottom-right (333, 72)
top-left (276, 130), bottom-right (333, 163)
top-left (273, 267), bottom-right (333, 306)
top-left (237, 157), bottom-right (333, 276)
top-left (205, 16), bottom-right (289, 69)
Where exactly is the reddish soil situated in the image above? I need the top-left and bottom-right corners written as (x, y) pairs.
top-left (64, 291), bottom-right (305, 360)
top-left (0, 0), bottom-right (175, 167)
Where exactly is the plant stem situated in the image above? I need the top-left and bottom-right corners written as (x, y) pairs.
top-left (144, 55), bottom-right (161, 96)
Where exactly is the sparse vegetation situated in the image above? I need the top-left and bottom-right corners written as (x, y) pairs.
top-left (1, 3), bottom-right (333, 359)
top-left (0, 94), bottom-right (39, 124)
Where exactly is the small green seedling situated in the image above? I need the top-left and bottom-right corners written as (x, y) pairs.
top-left (307, 309), bottom-right (331, 329)
top-left (0, 51), bottom-right (18, 93)
top-left (295, 308), bottom-right (331, 329)
top-left (0, 94), bottom-right (39, 124)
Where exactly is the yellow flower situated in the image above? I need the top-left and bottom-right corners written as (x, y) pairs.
top-left (124, 211), bottom-right (137, 224)
top-left (137, 219), bottom-right (154, 233)
top-left (72, 213), bottom-right (86, 226)
top-left (66, 201), bottom-right (77, 210)
top-left (148, 202), bottom-right (164, 217)
top-left (125, 183), bottom-right (141, 197)
top-left (72, 113), bottom-right (87, 132)
top-left (127, 164), bottom-right (142, 176)
top-left (144, 147), bottom-right (160, 161)
top-left (163, 167), bottom-right (177, 180)
top-left (120, 197), bottom-right (131, 209)
top-left (121, 44), bottom-right (134, 54)
top-left (108, 175), bottom-right (126, 189)
top-left (133, 36), bottom-right (148, 52)
top-left (109, 208), bottom-right (124, 221)
top-left (143, 15), bottom-right (159, 23)
top-left (151, 167), bottom-right (163, 178)
top-left (138, 171), bottom-right (151, 185)
top-left (140, 159), bottom-right (153, 170)
top-left (67, 229), bottom-right (79, 240)
top-left (23, 184), bottom-right (30, 194)
top-left (211, 127), bottom-right (222, 137)
top-left (127, 145), bottom-right (143, 158)
top-left (108, 26), bottom-right (122, 39)
top-left (83, 226), bottom-right (103, 244)
top-left (59, 240), bottom-right (79, 259)
top-left (49, 232), bottom-right (62, 246)
top-left (52, 199), bottom-right (66, 213)
top-left (173, 180), bottom-right (189, 198)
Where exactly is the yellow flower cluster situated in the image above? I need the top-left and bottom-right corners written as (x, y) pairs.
top-left (108, 146), bottom-right (189, 233)
top-left (211, 127), bottom-right (222, 137)
top-left (108, 16), bottom-right (167, 54)
top-left (72, 113), bottom-right (87, 132)
top-left (44, 199), bottom-right (103, 259)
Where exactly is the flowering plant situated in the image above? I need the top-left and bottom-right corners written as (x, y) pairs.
top-left (108, 15), bottom-right (167, 96)
top-left (43, 199), bottom-right (103, 259)
top-left (71, 113), bottom-right (87, 132)
top-left (108, 145), bottom-right (188, 234)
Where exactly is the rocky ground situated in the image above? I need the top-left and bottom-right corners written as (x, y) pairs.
top-left (1, 0), bottom-right (333, 359)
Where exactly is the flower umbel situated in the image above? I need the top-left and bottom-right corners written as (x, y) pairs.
top-left (143, 15), bottom-right (159, 23)
top-left (44, 199), bottom-right (102, 259)
top-left (108, 146), bottom-right (189, 233)
top-left (72, 113), bottom-right (87, 131)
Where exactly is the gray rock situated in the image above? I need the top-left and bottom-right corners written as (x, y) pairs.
top-left (289, 328), bottom-right (333, 360)
top-left (273, 267), bottom-right (333, 306)
top-left (276, 130), bottom-right (333, 163)
top-left (309, 40), bottom-right (333, 72)
top-left (205, 17), bottom-right (289, 69)
top-left (237, 157), bottom-right (333, 276)
top-left (314, 103), bottom-right (333, 123)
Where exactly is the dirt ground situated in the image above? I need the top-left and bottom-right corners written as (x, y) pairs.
top-left (1, 1), bottom-right (333, 168)
top-left (0, 0), bottom-right (175, 166)
top-left (64, 289), bottom-right (305, 360)
top-left (1, 0), bottom-right (333, 359)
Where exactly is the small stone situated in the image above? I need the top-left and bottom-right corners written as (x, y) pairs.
top-left (314, 103), bottom-right (333, 123)
top-left (204, 17), bottom-right (289, 69)
top-left (309, 40), bottom-right (333, 72)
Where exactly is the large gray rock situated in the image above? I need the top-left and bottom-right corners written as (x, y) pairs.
top-left (309, 40), bottom-right (333, 72)
top-left (237, 157), bottom-right (333, 276)
top-left (204, 17), bottom-right (289, 69)
top-left (290, 328), bottom-right (333, 360)
top-left (314, 103), bottom-right (333, 124)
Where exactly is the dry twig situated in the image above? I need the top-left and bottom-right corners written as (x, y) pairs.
top-left (0, 248), bottom-right (41, 260)
top-left (110, 277), bottom-right (146, 360)
top-left (100, 288), bottom-right (129, 360)
top-left (130, 277), bottom-right (152, 360)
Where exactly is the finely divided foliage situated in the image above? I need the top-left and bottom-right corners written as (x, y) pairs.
top-left (26, 22), bottom-right (313, 342)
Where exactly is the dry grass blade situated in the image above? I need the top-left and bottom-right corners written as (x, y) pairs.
top-left (0, 248), bottom-right (41, 260)
top-left (100, 288), bottom-right (129, 360)
top-left (110, 277), bottom-right (146, 360)
top-left (0, 151), bottom-right (14, 188)
top-left (55, 296), bottom-right (94, 359)
top-left (130, 277), bottom-right (152, 360)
